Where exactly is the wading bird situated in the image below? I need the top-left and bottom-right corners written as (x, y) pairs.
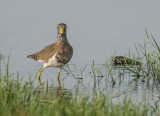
top-left (27, 23), bottom-right (73, 84)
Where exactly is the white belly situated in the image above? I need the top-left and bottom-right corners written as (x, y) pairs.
top-left (40, 53), bottom-right (64, 68)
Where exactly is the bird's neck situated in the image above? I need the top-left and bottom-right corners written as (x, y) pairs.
top-left (57, 33), bottom-right (68, 42)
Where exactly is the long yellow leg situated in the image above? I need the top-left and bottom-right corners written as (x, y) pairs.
top-left (37, 67), bottom-right (45, 85)
top-left (57, 68), bottom-right (61, 80)
top-left (57, 68), bottom-right (61, 87)
top-left (57, 78), bottom-right (61, 87)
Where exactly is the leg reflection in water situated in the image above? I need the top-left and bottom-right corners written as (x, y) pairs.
top-left (34, 76), bottom-right (72, 102)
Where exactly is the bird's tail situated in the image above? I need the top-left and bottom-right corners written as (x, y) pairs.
top-left (27, 54), bottom-right (36, 60)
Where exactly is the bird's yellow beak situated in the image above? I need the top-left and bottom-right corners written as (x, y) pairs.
top-left (59, 28), bottom-right (64, 34)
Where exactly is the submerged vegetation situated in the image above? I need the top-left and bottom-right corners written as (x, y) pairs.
top-left (0, 31), bottom-right (160, 115)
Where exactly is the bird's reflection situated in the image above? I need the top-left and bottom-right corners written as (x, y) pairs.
top-left (34, 79), bottom-right (72, 102)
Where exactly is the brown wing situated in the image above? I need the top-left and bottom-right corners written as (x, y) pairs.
top-left (27, 43), bottom-right (56, 63)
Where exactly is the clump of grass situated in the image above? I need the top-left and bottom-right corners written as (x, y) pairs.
top-left (124, 30), bottom-right (160, 83)
top-left (107, 30), bottom-right (160, 84)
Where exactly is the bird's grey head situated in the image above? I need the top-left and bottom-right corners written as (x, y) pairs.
top-left (57, 23), bottom-right (67, 34)
top-left (57, 23), bottom-right (68, 41)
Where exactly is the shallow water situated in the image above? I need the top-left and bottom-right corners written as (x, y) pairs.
top-left (29, 64), bottom-right (160, 106)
